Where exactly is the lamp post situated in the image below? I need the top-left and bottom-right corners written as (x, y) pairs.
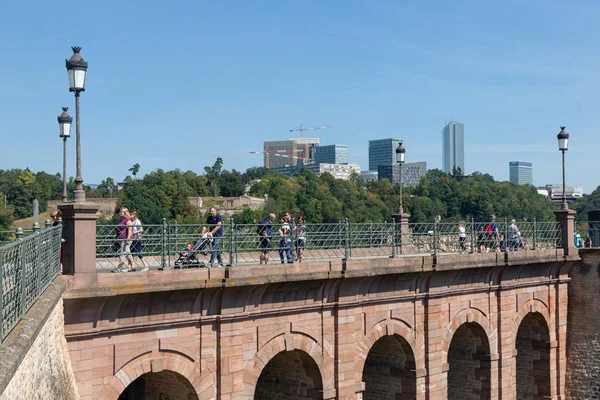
top-left (57, 107), bottom-right (72, 203)
top-left (557, 127), bottom-right (569, 210)
top-left (396, 142), bottom-right (406, 214)
top-left (66, 46), bottom-right (88, 202)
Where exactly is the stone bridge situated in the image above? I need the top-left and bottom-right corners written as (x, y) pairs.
top-left (63, 248), bottom-right (576, 400)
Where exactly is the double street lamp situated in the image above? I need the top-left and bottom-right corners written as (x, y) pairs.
top-left (57, 107), bottom-right (72, 203)
top-left (65, 46), bottom-right (88, 203)
top-left (557, 127), bottom-right (569, 210)
top-left (396, 142), bottom-right (406, 214)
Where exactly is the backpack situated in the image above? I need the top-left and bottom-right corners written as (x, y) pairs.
top-left (484, 223), bottom-right (493, 237)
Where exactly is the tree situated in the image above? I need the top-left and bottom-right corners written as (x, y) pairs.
top-left (204, 158), bottom-right (223, 197)
top-left (128, 163), bottom-right (140, 180)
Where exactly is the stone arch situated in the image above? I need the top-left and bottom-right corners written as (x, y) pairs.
top-left (513, 299), bottom-right (554, 342)
top-left (443, 307), bottom-right (497, 357)
top-left (95, 351), bottom-right (205, 400)
top-left (515, 311), bottom-right (551, 400)
top-left (355, 319), bottom-right (424, 377)
top-left (242, 333), bottom-right (335, 399)
top-left (446, 321), bottom-right (492, 400)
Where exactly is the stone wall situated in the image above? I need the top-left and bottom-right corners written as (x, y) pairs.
top-left (62, 249), bottom-right (573, 400)
top-left (0, 277), bottom-right (78, 400)
top-left (566, 248), bottom-right (600, 398)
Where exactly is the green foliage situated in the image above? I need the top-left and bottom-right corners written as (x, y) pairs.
top-left (572, 186), bottom-right (600, 220)
top-left (0, 192), bottom-right (14, 235)
top-left (0, 169), bottom-right (64, 220)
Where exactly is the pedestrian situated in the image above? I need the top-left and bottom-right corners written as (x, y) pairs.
top-left (50, 210), bottom-right (62, 227)
top-left (486, 216), bottom-right (499, 252)
top-left (295, 215), bottom-right (306, 263)
top-left (258, 213), bottom-right (276, 265)
top-left (278, 214), bottom-right (293, 264)
top-left (130, 211), bottom-right (149, 271)
top-left (458, 221), bottom-right (466, 253)
top-left (202, 207), bottom-right (224, 268)
top-left (115, 208), bottom-right (135, 272)
top-left (508, 219), bottom-right (520, 251)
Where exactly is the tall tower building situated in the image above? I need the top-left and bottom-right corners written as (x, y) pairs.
top-left (509, 161), bottom-right (533, 185)
top-left (368, 138), bottom-right (402, 172)
top-left (442, 122), bottom-right (464, 174)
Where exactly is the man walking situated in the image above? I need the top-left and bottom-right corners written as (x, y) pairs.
top-left (202, 207), bottom-right (224, 267)
top-left (259, 213), bottom-right (276, 265)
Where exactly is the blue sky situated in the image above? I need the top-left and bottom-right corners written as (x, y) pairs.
top-left (1, 0), bottom-right (599, 192)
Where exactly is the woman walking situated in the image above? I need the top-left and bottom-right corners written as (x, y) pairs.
top-left (115, 208), bottom-right (135, 272)
top-left (295, 215), bottom-right (306, 263)
top-left (131, 211), bottom-right (149, 271)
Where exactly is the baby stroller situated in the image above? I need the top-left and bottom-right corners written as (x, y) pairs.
top-left (174, 235), bottom-right (213, 268)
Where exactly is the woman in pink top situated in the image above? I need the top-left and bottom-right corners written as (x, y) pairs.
top-left (115, 207), bottom-right (135, 272)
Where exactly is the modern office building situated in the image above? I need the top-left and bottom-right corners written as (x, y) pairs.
top-left (315, 144), bottom-right (348, 164)
top-left (263, 138), bottom-right (320, 169)
top-left (360, 171), bottom-right (378, 183)
top-left (442, 122), bottom-right (465, 174)
top-left (378, 162), bottom-right (427, 187)
top-left (368, 138), bottom-right (402, 172)
top-left (272, 162), bottom-right (360, 181)
top-left (509, 161), bottom-right (533, 185)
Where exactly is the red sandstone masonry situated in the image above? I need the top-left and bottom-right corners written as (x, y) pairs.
top-left (62, 249), bottom-right (576, 399)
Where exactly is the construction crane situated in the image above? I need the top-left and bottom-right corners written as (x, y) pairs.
top-left (288, 124), bottom-right (333, 138)
top-left (249, 150), bottom-right (307, 162)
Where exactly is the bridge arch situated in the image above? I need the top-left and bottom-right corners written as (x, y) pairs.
top-left (444, 310), bottom-right (496, 400)
top-left (355, 319), bottom-right (424, 398)
top-left (242, 333), bottom-right (335, 399)
top-left (95, 352), bottom-right (204, 400)
top-left (515, 311), bottom-right (552, 400)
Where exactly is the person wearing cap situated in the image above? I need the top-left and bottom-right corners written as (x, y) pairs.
top-left (487, 216), bottom-right (499, 251)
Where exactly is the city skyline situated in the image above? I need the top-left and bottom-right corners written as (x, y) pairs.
top-left (0, 1), bottom-right (597, 192)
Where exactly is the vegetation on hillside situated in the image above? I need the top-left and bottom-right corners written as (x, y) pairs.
top-left (0, 160), bottom-right (571, 232)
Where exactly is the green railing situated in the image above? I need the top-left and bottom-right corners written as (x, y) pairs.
top-left (0, 225), bottom-right (63, 342)
top-left (95, 219), bottom-right (562, 270)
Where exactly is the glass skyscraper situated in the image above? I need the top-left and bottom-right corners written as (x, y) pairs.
top-left (509, 161), bottom-right (533, 185)
top-left (368, 138), bottom-right (402, 172)
top-left (442, 122), bottom-right (464, 174)
top-left (315, 144), bottom-right (348, 164)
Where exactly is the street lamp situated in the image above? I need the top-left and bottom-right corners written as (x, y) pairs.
top-left (57, 107), bottom-right (72, 203)
top-left (557, 127), bottom-right (569, 210)
top-left (66, 46), bottom-right (88, 202)
top-left (396, 142), bottom-right (406, 214)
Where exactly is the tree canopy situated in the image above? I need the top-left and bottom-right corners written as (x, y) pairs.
top-left (0, 161), bottom-right (580, 229)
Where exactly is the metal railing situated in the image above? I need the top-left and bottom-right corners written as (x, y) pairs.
top-left (95, 219), bottom-right (562, 270)
top-left (0, 228), bottom-right (34, 246)
top-left (575, 221), bottom-right (600, 248)
top-left (0, 225), bottom-right (63, 342)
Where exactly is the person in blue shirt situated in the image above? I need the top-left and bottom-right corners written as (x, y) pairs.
top-left (259, 213), bottom-right (276, 265)
top-left (202, 207), bottom-right (223, 267)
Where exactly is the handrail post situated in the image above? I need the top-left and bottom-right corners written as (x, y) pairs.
top-left (229, 217), bottom-right (234, 267)
top-left (345, 218), bottom-right (350, 259)
top-left (504, 218), bottom-right (509, 251)
top-left (433, 219), bottom-right (439, 255)
top-left (174, 221), bottom-right (179, 259)
top-left (533, 218), bottom-right (537, 250)
top-left (18, 236), bottom-right (26, 321)
top-left (0, 249), bottom-right (4, 342)
top-left (161, 218), bottom-right (167, 270)
top-left (470, 219), bottom-right (475, 253)
top-left (15, 227), bottom-right (24, 241)
top-left (392, 221), bottom-right (397, 258)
